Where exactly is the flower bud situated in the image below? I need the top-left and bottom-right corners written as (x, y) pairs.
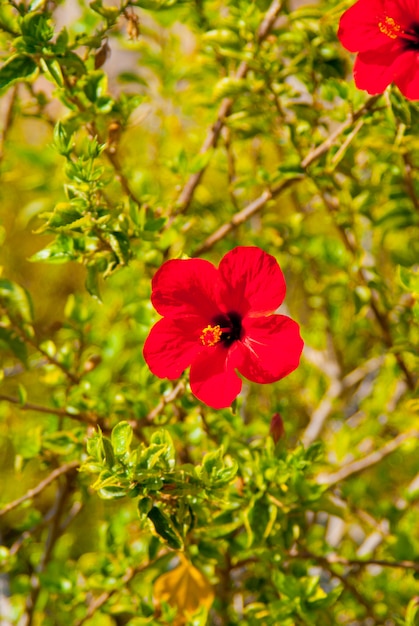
top-left (270, 412), bottom-right (285, 444)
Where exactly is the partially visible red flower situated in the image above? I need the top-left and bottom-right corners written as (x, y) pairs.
top-left (338, 0), bottom-right (419, 99)
top-left (143, 247), bottom-right (303, 409)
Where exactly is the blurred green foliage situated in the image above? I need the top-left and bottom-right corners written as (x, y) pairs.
top-left (0, 0), bottom-right (418, 624)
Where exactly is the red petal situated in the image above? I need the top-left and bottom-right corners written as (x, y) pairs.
top-left (394, 51), bottom-right (419, 100)
top-left (338, 0), bottom-right (396, 53)
top-left (189, 344), bottom-right (242, 409)
top-left (353, 48), bottom-right (402, 93)
top-left (217, 247), bottom-right (286, 317)
top-left (237, 315), bottom-right (303, 384)
top-left (151, 258), bottom-right (220, 319)
top-left (386, 0), bottom-right (417, 25)
top-left (143, 317), bottom-right (202, 379)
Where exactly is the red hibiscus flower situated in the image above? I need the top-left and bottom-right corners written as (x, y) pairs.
top-left (338, 0), bottom-right (419, 99)
top-left (143, 247), bottom-right (304, 409)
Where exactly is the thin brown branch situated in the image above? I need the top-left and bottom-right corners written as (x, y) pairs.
top-left (145, 380), bottom-right (185, 422)
top-left (0, 304), bottom-right (80, 385)
top-left (0, 461), bottom-right (79, 518)
top-left (73, 567), bottom-right (136, 626)
top-left (21, 472), bottom-right (76, 626)
top-left (302, 356), bottom-right (384, 446)
top-left (288, 548), bottom-right (378, 620)
top-left (193, 96), bottom-right (382, 256)
top-left (0, 85), bottom-right (18, 162)
top-left (317, 429), bottom-right (419, 486)
top-left (129, 381), bottom-right (185, 438)
top-left (193, 176), bottom-right (302, 256)
top-left (60, 71), bottom-right (142, 208)
top-left (292, 548), bottom-right (419, 573)
top-left (330, 118), bottom-right (365, 167)
top-left (0, 394), bottom-right (98, 425)
top-left (174, 0), bottom-right (283, 215)
top-left (334, 555), bottom-right (419, 573)
top-left (301, 95), bottom-right (381, 170)
top-left (73, 554), bottom-right (167, 626)
top-left (91, 122), bottom-right (143, 208)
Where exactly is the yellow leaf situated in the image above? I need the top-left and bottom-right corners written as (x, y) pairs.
top-left (154, 555), bottom-right (214, 622)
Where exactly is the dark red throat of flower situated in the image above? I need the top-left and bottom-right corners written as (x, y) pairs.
top-left (200, 311), bottom-right (242, 348)
top-left (379, 16), bottom-right (419, 50)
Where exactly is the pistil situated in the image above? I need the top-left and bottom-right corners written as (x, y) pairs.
top-left (378, 16), bottom-right (401, 39)
top-left (200, 325), bottom-right (223, 347)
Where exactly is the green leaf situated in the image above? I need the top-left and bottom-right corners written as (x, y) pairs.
top-left (17, 384), bottom-right (27, 406)
top-left (101, 436), bottom-right (115, 469)
top-left (138, 497), bottom-right (152, 516)
top-left (213, 77), bottom-right (249, 100)
top-left (147, 506), bottom-right (183, 550)
top-left (0, 55), bottom-right (37, 89)
top-left (58, 52), bottom-right (86, 77)
top-left (108, 232), bottom-right (131, 265)
top-left (202, 448), bottom-right (223, 478)
top-left (203, 29), bottom-right (241, 48)
top-left (149, 430), bottom-right (175, 469)
top-left (111, 421), bottom-right (133, 457)
top-left (82, 70), bottom-right (108, 103)
top-left (89, 0), bottom-right (119, 21)
top-left (0, 279), bottom-right (33, 324)
top-left (86, 430), bottom-right (104, 462)
top-left (399, 266), bottom-right (419, 295)
top-left (39, 204), bottom-right (84, 230)
top-left (43, 431), bottom-right (78, 455)
top-left (405, 597), bottom-right (419, 626)
top-left (29, 234), bottom-right (75, 263)
top-left (40, 57), bottom-right (64, 87)
top-left (21, 12), bottom-right (54, 42)
top-left (53, 122), bottom-right (73, 157)
top-left (307, 585), bottom-right (342, 610)
top-left (85, 264), bottom-right (102, 301)
top-left (0, 327), bottom-right (28, 363)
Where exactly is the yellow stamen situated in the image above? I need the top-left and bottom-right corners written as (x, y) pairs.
top-left (378, 16), bottom-right (401, 39)
top-left (200, 324), bottom-right (222, 347)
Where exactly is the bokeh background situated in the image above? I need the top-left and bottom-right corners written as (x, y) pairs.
top-left (0, 0), bottom-right (418, 624)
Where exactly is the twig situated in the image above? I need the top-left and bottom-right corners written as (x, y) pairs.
top-left (330, 118), bottom-right (364, 167)
top-left (0, 304), bottom-right (80, 385)
top-left (22, 473), bottom-right (76, 626)
top-left (193, 96), bottom-right (382, 256)
top-left (317, 429), bottom-right (419, 486)
top-left (129, 381), bottom-right (185, 438)
top-left (302, 356), bottom-right (384, 446)
top-left (0, 85), bottom-right (17, 162)
top-left (287, 548), bottom-right (378, 620)
top-left (73, 567), bottom-right (136, 626)
top-left (174, 0), bottom-right (283, 215)
top-left (73, 554), bottom-right (167, 626)
top-left (291, 548), bottom-right (419, 572)
top-left (0, 394), bottom-right (98, 426)
top-left (301, 95), bottom-right (381, 170)
top-left (0, 461), bottom-right (79, 517)
top-left (60, 70), bottom-right (143, 208)
top-left (92, 122), bottom-right (143, 208)
top-left (193, 176), bottom-right (302, 256)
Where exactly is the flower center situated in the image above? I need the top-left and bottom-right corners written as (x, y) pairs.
top-left (200, 311), bottom-right (243, 348)
top-left (401, 22), bottom-right (419, 50)
top-left (378, 16), bottom-right (419, 50)
top-left (378, 16), bottom-right (401, 39)
top-left (200, 324), bottom-right (222, 347)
